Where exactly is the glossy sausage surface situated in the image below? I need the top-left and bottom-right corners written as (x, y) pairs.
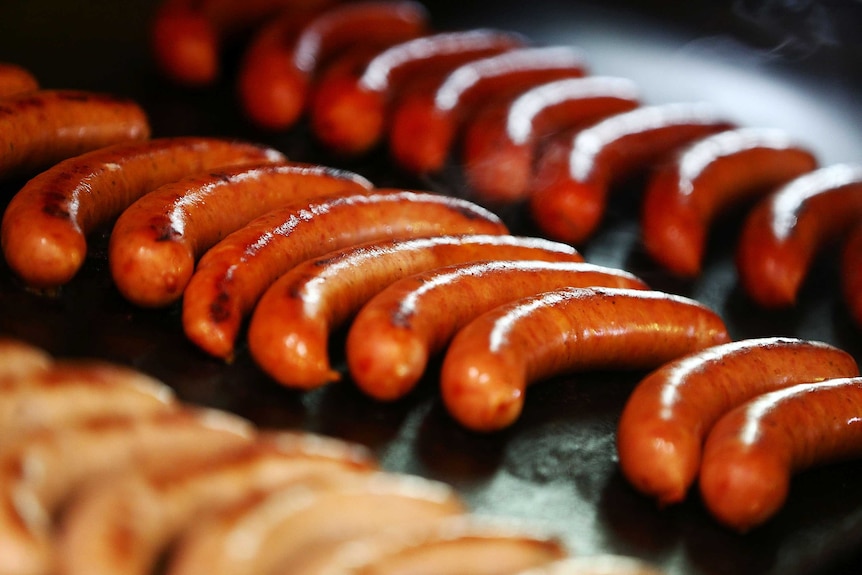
top-left (248, 234), bottom-right (582, 389)
top-left (616, 337), bottom-right (858, 506)
top-left (642, 128), bottom-right (818, 277)
top-left (347, 260), bottom-right (648, 401)
top-left (182, 190), bottom-right (507, 360)
top-left (441, 287), bottom-right (730, 432)
top-left (2, 137), bottom-right (284, 291)
top-left (109, 162), bottom-right (372, 308)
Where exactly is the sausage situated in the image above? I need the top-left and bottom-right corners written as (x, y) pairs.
top-left (182, 190), bottom-right (507, 360)
top-left (528, 102), bottom-right (734, 244)
top-left (284, 516), bottom-right (567, 575)
top-left (0, 338), bottom-right (52, 380)
top-left (2, 137), bottom-right (284, 292)
top-left (641, 128), bottom-right (818, 278)
top-left (238, 0), bottom-right (429, 130)
top-left (513, 555), bottom-right (666, 575)
top-left (109, 162), bottom-right (373, 308)
top-left (616, 337), bottom-right (858, 507)
top-left (346, 260), bottom-right (648, 401)
top-left (0, 407), bottom-right (253, 575)
top-left (150, 0), bottom-right (333, 86)
top-left (462, 76), bottom-right (641, 205)
top-left (736, 163), bottom-right (862, 308)
top-left (54, 432), bottom-right (376, 575)
top-left (698, 377), bottom-right (862, 532)
top-left (0, 63), bottom-right (39, 98)
top-left (0, 360), bottom-right (177, 444)
top-left (441, 287), bottom-right (731, 432)
top-left (166, 472), bottom-right (465, 575)
top-left (841, 224), bottom-right (862, 327)
top-left (309, 29), bottom-right (526, 156)
top-left (248, 234), bottom-right (582, 389)
top-left (388, 46), bottom-right (589, 175)
top-left (0, 90), bottom-right (150, 179)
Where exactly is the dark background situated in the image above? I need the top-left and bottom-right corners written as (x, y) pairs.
top-left (1, 1), bottom-right (862, 574)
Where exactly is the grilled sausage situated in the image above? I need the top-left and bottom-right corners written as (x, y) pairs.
top-left (616, 337), bottom-right (859, 506)
top-left (248, 234), bottom-right (582, 389)
top-left (109, 162), bottom-right (372, 308)
top-left (309, 29), bottom-right (526, 155)
top-left (0, 63), bottom-right (39, 98)
top-left (2, 137), bottom-right (284, 291)
top-left (641, 128), bottom-right (818, 278)
top-left (182, 190), bottom-right (507, 360)
top-left (528, 103), bottom-right (734, 244)
top-left (736, 163), bottom-right (862, 308)
top-left (346, 260), bottom-right (648, 401)
top-left (699, 377), bottom-right (862, 532)
top-left (238, 0), bottom-right (429, 130)
top-left (0, 90), bottom-right (150, 179)
top-left (388, 46), bottom-right (589, 175)
top-left (441, 287), bottom-right (730, 432)
top-left (462, 76), bottom-right (641, 205)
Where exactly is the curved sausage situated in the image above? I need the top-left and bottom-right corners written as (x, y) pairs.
top-left (441, 287), bottom-right (730, 432)
top-left (0, 338), bottom-right (52, 380)
top-left (0, 90), bottom-right (150, 179)
top-left (641, 128), bottom-right (818, 278)
top-left (736, 163), bottom-right (862, 308)
top-left (1, 137), bottom-right (284, 291)
top-left (182, 190), bottom-right (507, 360)
top-left (109, 162), bottom-right (372, 308)
top-left (0, 408), bottom-right (253, 575)
top-left (150, 0), bottom-right (333, 86)
top-left (248, 234), bottom-right (582, 389)
top-left (462, 76), bottom-right (641, 205)
top-left (841, 224), bottom-right (862, 328)
top-left (346, 260), bottom-right (648, 401)
top-left (616, 337), bottom-right (858, 506)
top-left (699, 377), bottom-right (862, 532)
top-left (388, 46), bottom-right (589, 175)
top-left (528, 102), bottom-right (734, 244)
top-left (238, 0), bottom-right (429, 130)
top-left (309, 29), bottom-right (526, 156)
top-left (166, 472), bottom-right (465, 575)
top-left (0, 63), bottom-right (39, 98)
top-left (54, 432), bottom-right (376, 575)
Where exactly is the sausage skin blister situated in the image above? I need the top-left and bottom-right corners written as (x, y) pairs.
top-left (248, 234), bottom-right (583, 389)
top-left (388, 45), bottom-right (589, 175)
top-left (641, 128), bottom-right (818, 278)
top-left (1, 137), bottom-right (285, 291)
top-left (109, 162), bottom-right (373, 308)
top-left (0, 63), bottom-right (39, 98)
top-left (699, 377), bottom-right (862, 532)
top-left (616, 337), bottom-right (859, 506)
top-left (182, 190), bottom-right (507, 360)
top-left (440, 287), bottom-right (730, 432)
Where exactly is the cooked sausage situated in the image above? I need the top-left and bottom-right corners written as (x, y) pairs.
top-left (462, 76), bottom-right (641, 205)
top-left (346, 260), bottom-right (648, 401)
top-left (0, 63), bottom-right (39, 98)
top-left (841, 224), bottom-right (862, 327)
top-left (54, 432), bottom-right (376, 575)
top-left (513, 555), bottom-right (666, 575)
top-left (699, 377), bottom-right (862, 532)
top-left (388, 46), bottom-right (589, 175)
top-left (616, 337), bottom-right (858, 506)
top-left (0, 90), bottom-right (150, 179)
top-left (0, 338), bottom-right (52, 380)
top-left (0, 408), bottom-right (253, 575)
top-left (309, 29), bottom-right (526, 155)
top-left (2, 137), bottom-right (284, 291)
top-left (641, 128), bottom-right (818, 278)
top-left (182, 190), bottom-right (507, 360)
top-left (238, 0), bottom-right (429, 130)
top-left (736, 163), bottom-right (862, 308)
top-left (248, 234), bottom-right (582, 389)
top-left (166, 472), bottom-right (465, 575)
top-left (528, 102), bottom-right (734, 244)
top-left (109, 162), bottom-right (372, 308)
top-left (441, 287), bottom-right (730, 432)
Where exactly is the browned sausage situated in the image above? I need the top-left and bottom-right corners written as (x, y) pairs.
top-left (0, 63), bottom-right (39, 98)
